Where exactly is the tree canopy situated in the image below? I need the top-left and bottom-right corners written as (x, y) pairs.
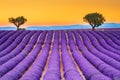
top-left (83, 12), bottom-right (105, 31)
top-left (9, 16), bottom-right (27, 30)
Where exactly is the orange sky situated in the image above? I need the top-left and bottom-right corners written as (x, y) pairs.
top-left (0, 0), bottom-right (120, 27)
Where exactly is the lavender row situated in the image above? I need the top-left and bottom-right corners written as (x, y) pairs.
top-left (89, 31), bottom-right (120, 55)
top-left (96, 31), bottom-right (120, 50)
top-left (20, 31), bottom-right (53, 80)
top-left (61, 31), bottom-right (83, 80)
top-left (84, 31), bottom-right (120, 64)
top-left (82, 31), bottom-right (120, 62)
top-left (0, 31), bottom-right (20, 45)
top-left (43, 31), bottom-right (61, 80)
top-left (0, 31), bottom-right (10, 39)
top-left (77, 31), bottom-right (120, 79)
top-left (67, 31), bottom-right (111, 80)
top-left (0, 31), bottom-right (20, 51)
top-left (0, 31), bottom-right (40, 65)
top-left (0, 31), bottom-right (35, 77)
top-left (84, 31), bottom-right (120, 70)
top-left (0, 31), bottom-right (29, 58)
top-left (108, 31), bottom-right (120, 39)
top-left (0, 31), bottom-right (43, 80)
top-left (102, 31), bottom-right (120, 46)
top-left (0, 31), bottom-right (29, 65)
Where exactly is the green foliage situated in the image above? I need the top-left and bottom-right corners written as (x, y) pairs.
top-left (8, 16), bottom-right (27, 30)
top-left (18, 28), bottom-right (26, 30)
top-left (83, 12), bottom-right (105, 31)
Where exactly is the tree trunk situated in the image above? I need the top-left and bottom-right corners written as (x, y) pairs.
top-left (17, 27), bottom-right (19, 30)
top-left (16, 25), bottom-right (20, 30)
top-left (14, 23), bottom-right (19, 30)
top-left (92, 27), bottom-right (95, 31)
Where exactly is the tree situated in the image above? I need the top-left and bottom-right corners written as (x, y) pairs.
top-left (9, 16), bottom-right (27, 30)
top-left (83, 12), bottom-right (105, 31)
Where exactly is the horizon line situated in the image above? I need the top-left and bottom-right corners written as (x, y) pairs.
top-left (0, 22), bottom-right (120, 27)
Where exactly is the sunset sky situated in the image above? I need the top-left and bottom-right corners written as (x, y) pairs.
top-left (0, 0), bottom-right (120, 27)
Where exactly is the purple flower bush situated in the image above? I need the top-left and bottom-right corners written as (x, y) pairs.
top-left (0, 30), bottom-right (120, 80)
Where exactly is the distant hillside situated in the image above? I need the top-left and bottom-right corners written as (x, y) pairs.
top-left (0, 27), bottom-right (16, 30)
top-left (0, 23), bottom-right (120, 30)
top-left (26, 25), bottom-right (89, 30)
top-left (101, 23), bottom-right (120, 28)
top-left (26, 23), bottom-right (120, 30)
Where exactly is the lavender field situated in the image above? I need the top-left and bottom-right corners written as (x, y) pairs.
top-left (0, 30), bottom-right (120, 80)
